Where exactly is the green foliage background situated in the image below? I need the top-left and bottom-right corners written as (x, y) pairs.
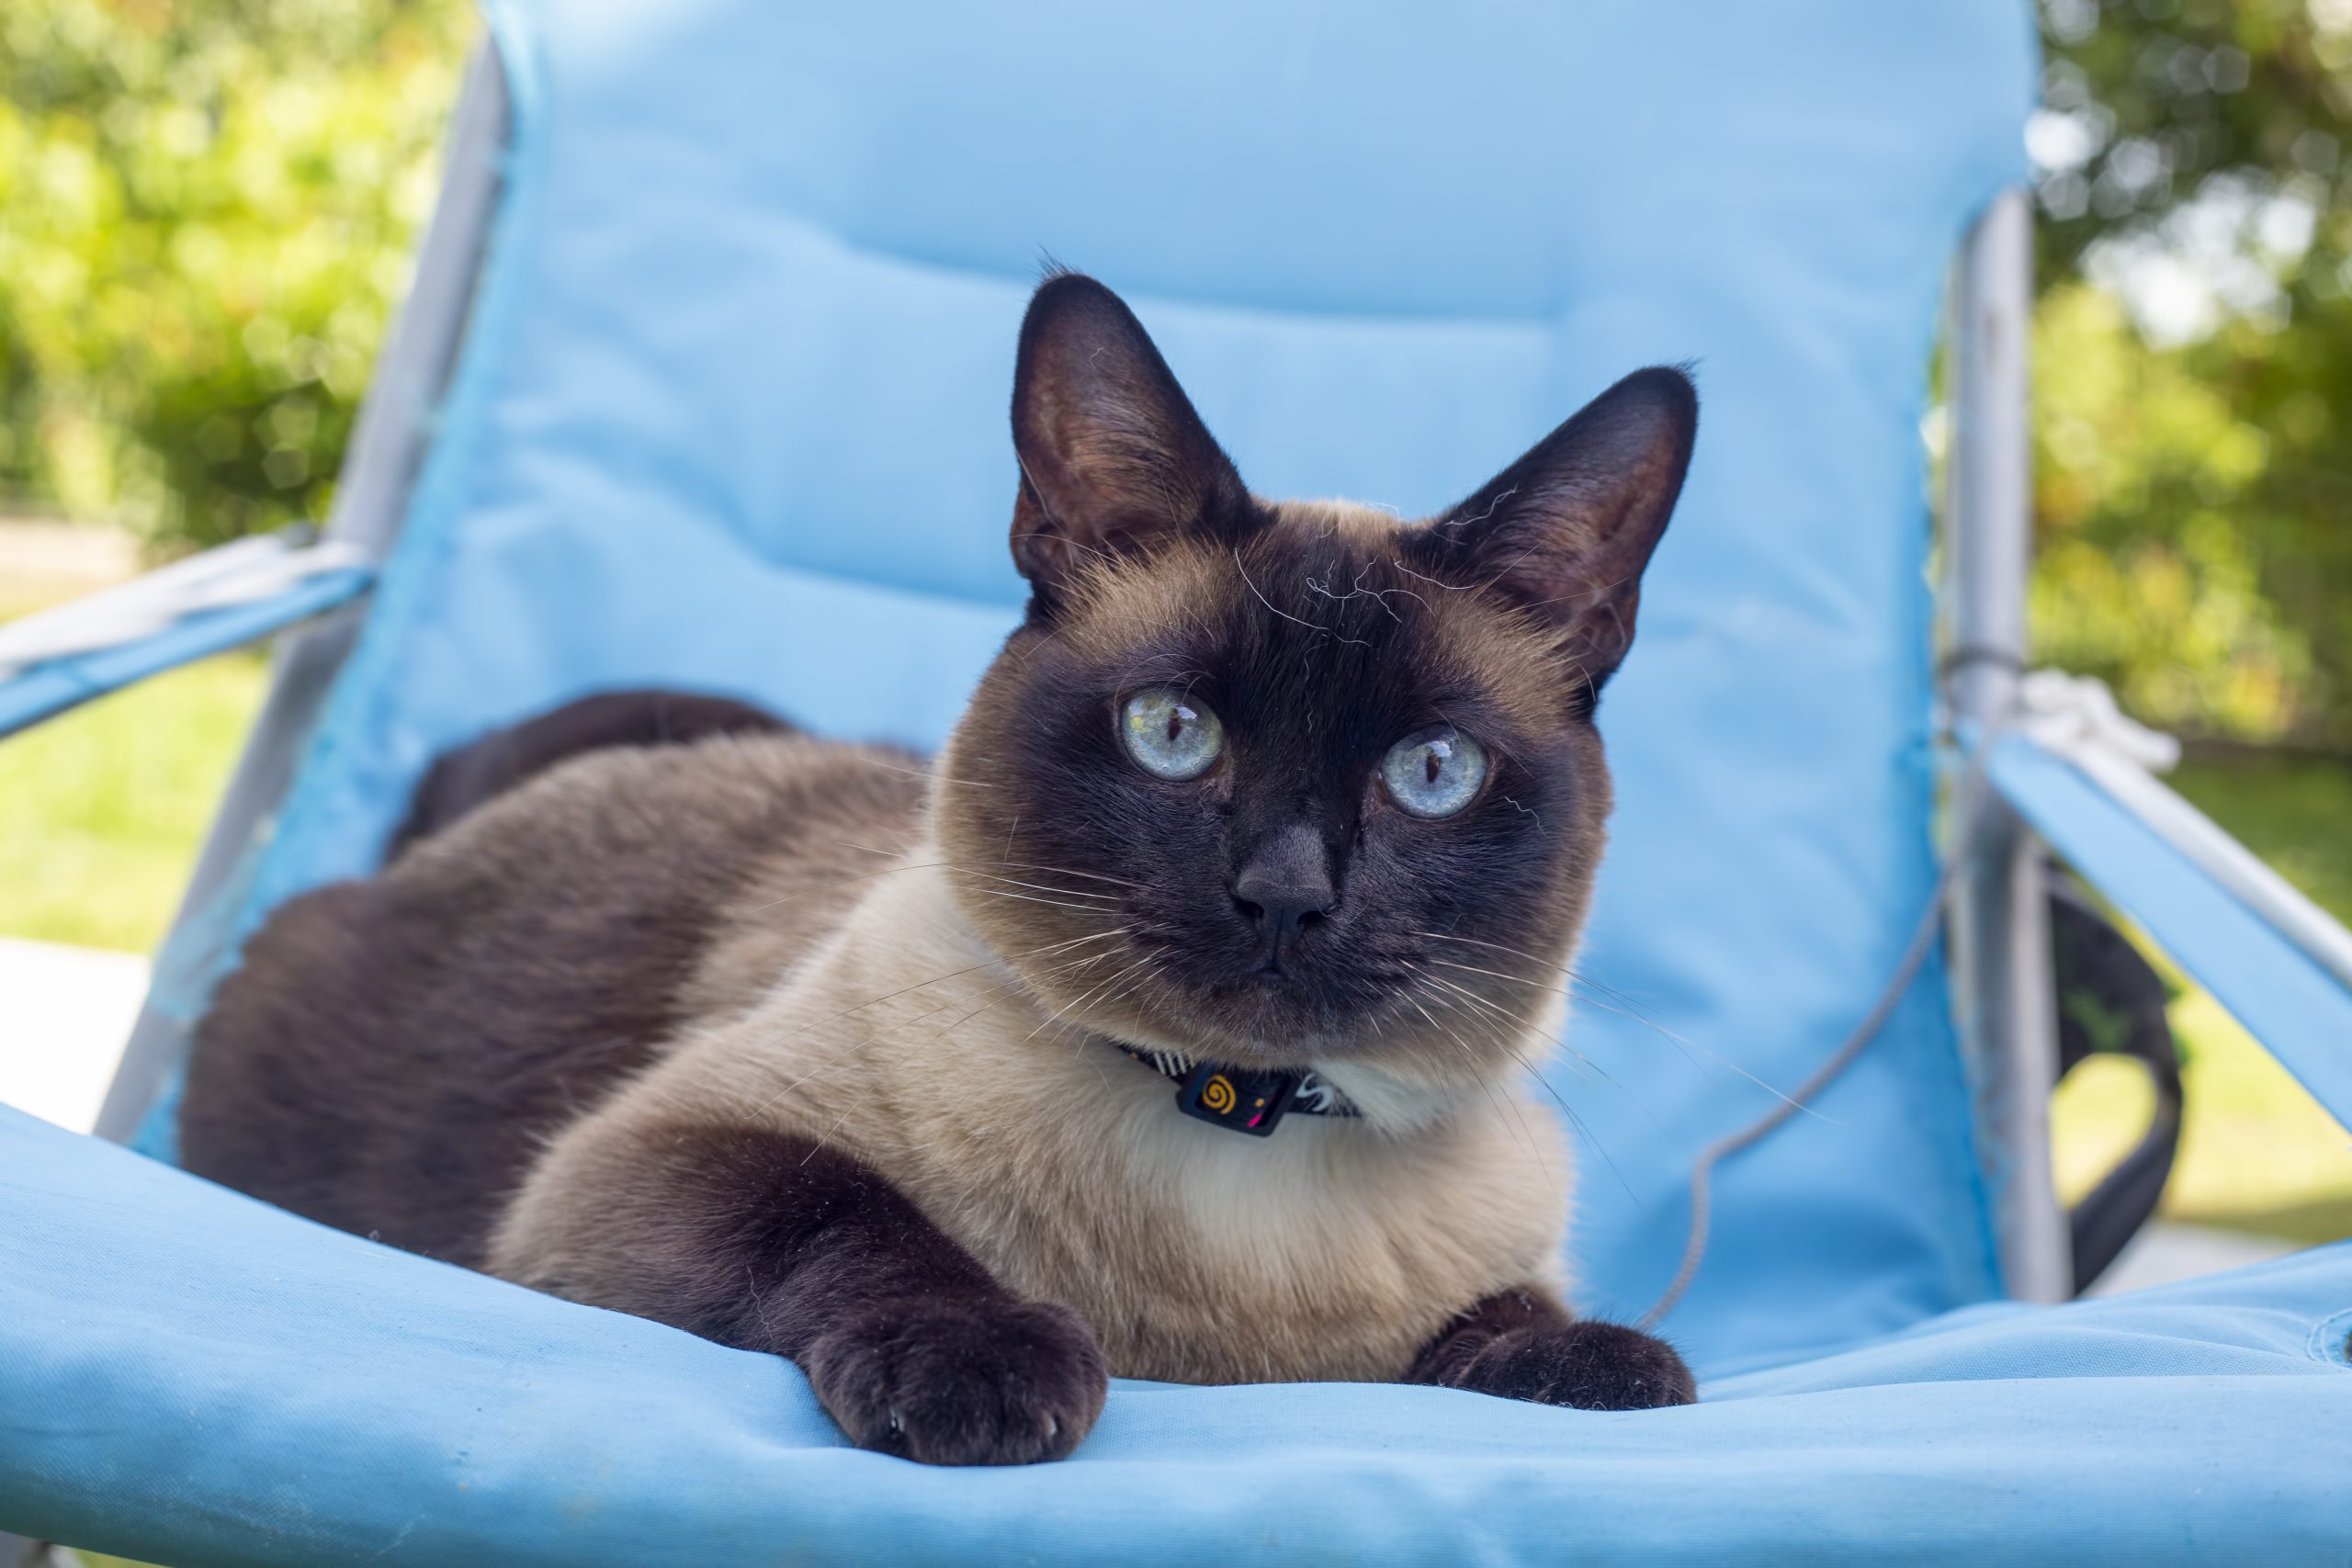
top-left (0, 0), bottom-right (2348, 752)
top-left (0, 0), bottom-right (469, 550)
top-left (2030, 0), bottom-right (2352, 748)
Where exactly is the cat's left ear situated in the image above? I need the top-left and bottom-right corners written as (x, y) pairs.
top-left (1008, 273), bottom-right (1250, 607)
top-left (1409, 367), bottom-right (1697, 694)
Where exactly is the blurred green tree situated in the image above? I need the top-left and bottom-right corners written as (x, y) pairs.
top-left (0, 0), bottom-right (469, 550)
top-left (2032, 0), bottom-right (2352, 748)
top-left (1, 0), bottom-right (2346, 751)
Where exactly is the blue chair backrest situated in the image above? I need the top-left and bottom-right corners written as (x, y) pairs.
top-left (187, 0), bottom-right (2034, 1372)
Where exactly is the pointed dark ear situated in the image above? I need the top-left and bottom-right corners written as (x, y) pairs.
top-left (1409, 367), bottom-right (1697, 695)
top-left (1008, 273), bottom-right (1250, 604)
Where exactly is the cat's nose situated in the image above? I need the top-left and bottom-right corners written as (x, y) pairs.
top-left (1232, 823), bottom-right (1335, 966)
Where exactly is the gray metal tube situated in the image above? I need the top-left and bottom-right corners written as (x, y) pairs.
top-left (1944, 188), bottom-right (2070, 1303)
top-left (93, 43), bottom-right (510, 1145)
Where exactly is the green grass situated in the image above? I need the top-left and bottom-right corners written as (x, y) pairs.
top-left (0, 653), bottom-right (267, 952)
top-left (2054, 990), bottom-right (2352, 1244)
top-left (2169, 754), bottom-right (2352, 923)
top-left (2050, 755), bottom-right (2352, 1247)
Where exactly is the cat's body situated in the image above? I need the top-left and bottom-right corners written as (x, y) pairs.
top-left (181, 725), bottom-right (917, 1270)
top-left (190, 628), bottom-right (1568, 1390)
top-left (182, 274), bottom-right (1701, 1463)
top-left (518, 743), bottom-right (1566, 1385)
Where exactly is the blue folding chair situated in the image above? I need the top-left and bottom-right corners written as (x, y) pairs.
top-left (5, 2), bottom-right (2348, 1561)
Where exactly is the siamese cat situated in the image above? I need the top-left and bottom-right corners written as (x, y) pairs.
top-left (181, 273), bottom-right (1700, 1465)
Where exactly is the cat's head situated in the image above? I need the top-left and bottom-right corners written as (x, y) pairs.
top-left (938, 274), bottom-right (1694, 1086)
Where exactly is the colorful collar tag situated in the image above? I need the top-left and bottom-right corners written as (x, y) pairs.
top-left (1118, 1045), bottom-right (1358, 1136)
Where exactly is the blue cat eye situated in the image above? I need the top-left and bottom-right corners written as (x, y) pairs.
top-left (1380, 727), bottom-right (1489, 818)
top-left (1120, 687), bottom-right (1225, 781)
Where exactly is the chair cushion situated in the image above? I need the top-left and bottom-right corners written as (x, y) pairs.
top-left (142, 0), bottom-right (2036, 1373)
top-left (6, 1103), bottom-right (2346, 1564)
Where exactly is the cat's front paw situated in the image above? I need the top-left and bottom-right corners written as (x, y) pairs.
top-left (802, 1295), bottom-right (1108, 1464)
top-left (1439, 1319), bottom-right (1695, 1411)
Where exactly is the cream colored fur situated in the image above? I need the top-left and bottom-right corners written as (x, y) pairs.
top-left (491, 749), bottom-right (1573, 1386)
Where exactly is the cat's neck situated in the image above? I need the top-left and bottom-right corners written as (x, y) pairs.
top-left (811, 836), bottom-right (1504, 1137)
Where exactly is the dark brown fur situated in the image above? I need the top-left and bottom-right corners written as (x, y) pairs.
top-left (386, 687), bottom-right (787, 861)
top-left (1408, 1288), bottom-right (1699, 1409)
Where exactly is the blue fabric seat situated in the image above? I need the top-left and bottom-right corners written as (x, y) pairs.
top-left (4, 0), bottom-right (2349, 1560)
top-left (6, 1104), bottom-right (2350, 1563)
top-left (152, 0), bottom-right (2038, 1368)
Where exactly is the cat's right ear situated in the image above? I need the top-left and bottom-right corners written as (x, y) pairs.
top-left (1406, 367), bottom-right (1698, 697)
top-left (1008, 273), bottom-right (1250, 605)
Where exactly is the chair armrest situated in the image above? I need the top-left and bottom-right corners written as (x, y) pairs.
top-left (1986, 716), bottom-right (2352, 1135)
top-left (0, 529), bottom-right (374, 739)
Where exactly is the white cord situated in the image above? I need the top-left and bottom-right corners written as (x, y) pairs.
top-left (1636, 746), bottom-right (1996, 1331)
top-left (1635, 665), bottom-right (2352, 1326)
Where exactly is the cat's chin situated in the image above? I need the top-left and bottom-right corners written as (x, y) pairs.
top-left (1069, 996), bottom-right (1337, 1069)
top-left (998, 928), bottom-right (1508, 1075)
top-left (1075, 981), bottom-right (1419, 1072)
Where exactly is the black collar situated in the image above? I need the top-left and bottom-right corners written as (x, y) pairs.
top-left (1116, 1043), bottom-right (1360, 1136)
